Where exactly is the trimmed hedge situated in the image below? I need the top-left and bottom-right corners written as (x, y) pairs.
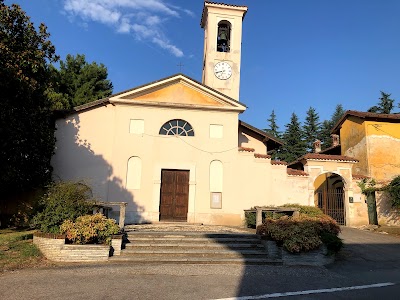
top-left (256, 215), bottom-right (342, 254)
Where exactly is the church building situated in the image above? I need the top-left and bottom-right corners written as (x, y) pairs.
top-left (53, 2), bottom-right (376, 227)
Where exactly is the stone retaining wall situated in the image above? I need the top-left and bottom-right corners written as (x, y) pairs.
top-left (33, 233), bottom-right (122, 262)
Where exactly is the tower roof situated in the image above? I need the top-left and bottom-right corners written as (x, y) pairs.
top-left (201, 1), bottom-right (248, 28)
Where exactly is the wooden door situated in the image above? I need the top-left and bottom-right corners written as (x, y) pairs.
top-left (160, 170), bottom-right (189, 221)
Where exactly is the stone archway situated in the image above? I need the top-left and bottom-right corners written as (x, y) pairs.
top-left (314, 172), bottom-right (346, 225)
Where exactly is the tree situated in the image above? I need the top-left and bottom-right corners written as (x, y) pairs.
top-left (0, 1), bottom-right (58, 220)
top-left (320, 104), bottom-right (345, 149)
top-left (280, 113), bottom-right (307, 162)
top-left (50, 54), bottom-right (113, 109)
top-left (265, 110), bottom-right (280, 138)
top-left (330, 104), bottom-right (345, 126)
top-left (368, 91), bottom-right (395, 114)
top-left (303, 107), bottom-right (320, 152)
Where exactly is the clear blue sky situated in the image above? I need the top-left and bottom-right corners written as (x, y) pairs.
top-left (7, 0), bottom-right (400, 131)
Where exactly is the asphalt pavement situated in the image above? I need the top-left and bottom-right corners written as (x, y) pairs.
top-left (1, 227), bottom-right (400, 300)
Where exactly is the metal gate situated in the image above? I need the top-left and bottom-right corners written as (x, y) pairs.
top-left (317, 188), bottom-right (345, 225)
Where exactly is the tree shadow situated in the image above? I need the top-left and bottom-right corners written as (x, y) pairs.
top-left (376, 191), bottom-right (400, 225)
top-left (52, 113), bottom-right (148, 225)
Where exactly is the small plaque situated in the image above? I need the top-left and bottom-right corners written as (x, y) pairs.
top-left (210, 192), bottom-right (222, 209)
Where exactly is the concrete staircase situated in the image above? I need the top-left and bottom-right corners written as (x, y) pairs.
top-left (109, 231), bottom-right (282, 265)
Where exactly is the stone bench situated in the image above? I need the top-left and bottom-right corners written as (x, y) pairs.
top-left (244, 206), bottom-right (300, 227)
top-left (94, 201), bottom-right (127, 230)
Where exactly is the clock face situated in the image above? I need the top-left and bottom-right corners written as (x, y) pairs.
top-left (214, 61), bottom-right (232, 80)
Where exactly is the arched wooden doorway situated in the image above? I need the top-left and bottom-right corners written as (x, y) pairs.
top-left (314, 173), bottom-right (346, 225)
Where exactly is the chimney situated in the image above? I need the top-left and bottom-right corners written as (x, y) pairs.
top-left (313, 140), bottom-right (321, 153)
top-left (331, 134), bottom-right (340, 146)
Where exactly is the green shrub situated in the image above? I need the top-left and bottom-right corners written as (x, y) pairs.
top-left (256, 215), bottom-right (341, 254)
top-left (245, 210), bottom-right (286, 228)
top-left (31, 181), bottom-right (95, 233)
top-left (280, 203), bottom-right (324, 217)
top-left (60, 214), bottom-right (120, 245)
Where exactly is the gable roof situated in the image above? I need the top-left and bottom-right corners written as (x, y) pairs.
top-left (332, 110), bottom-right (400, 133)
top-left (201, 2), bottom-right (248, 28)
top-left (56, 74), bottom-right (247, 118)
top-left (239, 120), bottom-right (284, 148)
top-left (109, 73), bottom-right (247, 112)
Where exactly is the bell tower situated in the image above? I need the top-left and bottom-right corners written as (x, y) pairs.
top-left (201, 2), bottom-right (248, 101)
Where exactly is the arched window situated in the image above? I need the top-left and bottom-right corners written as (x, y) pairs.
top-left (126, 156), bottom-right (142, 189)
top-left (159, 119), bottom-right (194, 136)
top-left (217, 21), bottom-right (231, 53)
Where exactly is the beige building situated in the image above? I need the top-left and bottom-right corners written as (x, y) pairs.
top-left (52, 2), bottom-right (379, 227)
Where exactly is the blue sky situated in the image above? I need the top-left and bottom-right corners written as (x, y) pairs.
top-left (8, 0), bottom-right (400, 131)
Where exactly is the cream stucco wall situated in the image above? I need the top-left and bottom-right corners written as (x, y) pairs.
top-left (202, 3), bottom-right (247, 100)
top-left (53, 100), bottom-right (311, 226)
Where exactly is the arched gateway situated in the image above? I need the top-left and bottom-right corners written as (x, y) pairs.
top-left (288, 153), bottom-right (358, 226)
top-left (314, 173), bottom-right (346, 225)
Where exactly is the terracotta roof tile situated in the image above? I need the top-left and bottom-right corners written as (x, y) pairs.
top-left (301, 153), bottom-right (358, 162)
top-left (238, 147), bottom-right (255, 152)
top-left (239, 120), bottom-right (283, 146)
top-left (287, 168), bottom-right (308, 176)
top-left (254, 153), bottom-right (271, 159)
top-left (271, 160), bottom-right (288, 165)
top-left (332, 110), bottom-right (400, 133)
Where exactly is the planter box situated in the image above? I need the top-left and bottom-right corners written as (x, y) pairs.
top-left (282, 245), bottom-right (335, 266)
top-left (33, 232), bottom-right (122, 262)
top-left (259, 236), bottom-right (335, 266)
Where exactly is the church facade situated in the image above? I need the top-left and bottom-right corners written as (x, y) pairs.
top-left (52, 2), bottom-right (379, 227)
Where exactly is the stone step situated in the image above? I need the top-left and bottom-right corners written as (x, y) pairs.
top-left (120, 249), bottom-right (266, 256)
top-left (109, 256), bottom-right (282, 265)
top-left (124, 243), bottom-right (264, 250)
top-left (126, 237), bottom-right (261, 244)
top-left (126, 232), bottom-right (257, 239)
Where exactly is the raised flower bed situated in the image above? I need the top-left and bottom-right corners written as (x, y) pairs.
top-left (257, 213), bottom-right (342, 266)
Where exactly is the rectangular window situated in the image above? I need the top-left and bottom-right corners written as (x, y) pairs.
top-left (210, 192), bottom-right (222, 209)
top-left (210, 124), bottom-right (223, 139)
top-left (130, 119), bottom-right (144, 134)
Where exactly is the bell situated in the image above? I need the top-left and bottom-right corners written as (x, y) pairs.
top-left (218, 31), bottom-right (227, 42)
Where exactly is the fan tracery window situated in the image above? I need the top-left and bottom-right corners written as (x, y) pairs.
top-left (159, 119), bottom-right (194, 136)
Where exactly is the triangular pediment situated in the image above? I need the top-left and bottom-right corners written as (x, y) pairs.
top-left (109, 74), bottom-right (246, 112)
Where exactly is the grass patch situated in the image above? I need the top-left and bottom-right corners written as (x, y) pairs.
top-left (0, 229), bottom-right (46, 272)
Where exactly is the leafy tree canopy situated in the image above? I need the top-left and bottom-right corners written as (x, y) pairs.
top-left (0, 1), bottom-right (58, 198)
top-left (49, 54), bottom-right (113, 109)
top-left (368, 91), bottom-right (395, 114)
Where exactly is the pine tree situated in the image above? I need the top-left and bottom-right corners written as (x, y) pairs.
top-left (303, 107), bottom-right (320, 153)
top-left (265, 110), bottom-right (280, 138)
top-left (331, 104), bottom-right (345, 126)
top-left (368, 91), bottom-right (395, 114)
top-left (48, 54), bottom-right (113, 109)
top-left (280, 113), bottom-right (306, 162)
top-left (320, 104), bottom-right (345, 149)
top-left (320, 120), bottom-right (333, 149)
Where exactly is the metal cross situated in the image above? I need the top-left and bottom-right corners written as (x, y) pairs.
top-left (177, 62), bottom-right (184, 72)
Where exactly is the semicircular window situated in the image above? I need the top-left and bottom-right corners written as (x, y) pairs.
top-left (159, 119), bottom-right (195, 136)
